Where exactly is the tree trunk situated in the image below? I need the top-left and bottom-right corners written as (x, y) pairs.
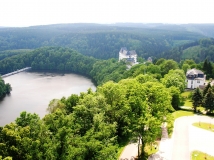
top-left (140, 138), bottom-right (146, 160)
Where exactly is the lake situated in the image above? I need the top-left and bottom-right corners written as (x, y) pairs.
top-left (0, 71), bottom-right (96, 126)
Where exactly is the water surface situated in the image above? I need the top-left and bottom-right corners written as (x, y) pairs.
top-left (0, 71), bottom-right (96, 126)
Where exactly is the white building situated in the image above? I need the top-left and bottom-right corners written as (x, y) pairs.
top-left (119, 47), bottom-right (137, 64)
top-left (186, 68), bottom-right (206, 89)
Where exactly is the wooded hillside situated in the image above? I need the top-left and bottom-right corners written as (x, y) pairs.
top-left (0, 23), bottom-right (205, 60)
top-left (160, 38), bottom-right (214, 62)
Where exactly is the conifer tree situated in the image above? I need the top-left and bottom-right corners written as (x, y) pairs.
top-left (192, 87), bottom-right (203, 112)
top-left (203, 82), bottom-right (211, 97)
top-left (203, 88), bottom-right (214, 113)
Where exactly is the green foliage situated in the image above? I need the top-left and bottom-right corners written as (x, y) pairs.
top-left (123, 63), bottom-right (161, 81)
top-left (203, 59), bottom-right (213, 79)
top-left (161, 38), bottom-right (214, 63)
top-left (0, 24), bottom-right (204, 60)
top-left (0, 49), bottom-right (33, 61)
top-left (90, 59), bottom-right (127, 85)
top-left (97, 81), bottom-right (130, 140)
top-left (161, 69), bottom-right (186, 92)
top-left (159, 59), bottom-right (179, 76)
top-left (0, 77), bottom-right (12, 98)
top-left (169, 86), bottom-right (182, 110)
top-left (155, 58), bottom-right (166, 65)
top-left (0, 47), bottom-right (97, 76)
top-left (203, 88), bottom-right (214, 113)
top-left (192, 88), bottom-right (203, 112)
top-left (1, 24), bottom-right (214, 159)
top-left (0, 156), bottom-right (12, 160)
top-left (182, 59), bottom-right (196, 68)
top-left (182, 63), bottom-right (190, 73)
top-left (0, 114), bottom-right (55, 160)
top-left (0, 60), bottom-right (180, 159)
top-left (47, 99), bottom-right (65, 113)
top-left (135, 74), bottom-right (158, 83)
top-left (136, 81), bottom-right (173, 158)
top-left (61, 94), bottom-right (79, 114)
top-left (182, 46), bottom-right (201, 59)
top-left (203, 82), bottom-right (211, 97)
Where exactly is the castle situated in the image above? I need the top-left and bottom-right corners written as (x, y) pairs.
top-left (119, 47), bottom-right (137, 64)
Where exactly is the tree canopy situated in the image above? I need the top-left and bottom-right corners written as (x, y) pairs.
top-left (0, 77), bottom-right (12, 98)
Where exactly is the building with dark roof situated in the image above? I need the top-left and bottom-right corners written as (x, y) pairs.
top-left (119, 47), bottom-right (137, 64)
top-left (186, 68), bottom-right (206, 89)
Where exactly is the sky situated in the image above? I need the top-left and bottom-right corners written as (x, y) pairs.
top-left (0, 0), bottom-right (214, 27)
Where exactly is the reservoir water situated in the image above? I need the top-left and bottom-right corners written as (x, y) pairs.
top-left (0, 71), bottom-right (96, 126)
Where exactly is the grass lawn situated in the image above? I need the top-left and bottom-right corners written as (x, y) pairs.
top-left (192, 122), bottom-right (214, 132)
top-left (182, 91), bottom-right (193, 107)
top-left (184, 100), bottom-right (193, 107)
top-left (192, 150), bottom-right (214, 160)
top-left (172, 110), bottom-right (194, 119)
top-left (181, 91), bottom-right (192, 97)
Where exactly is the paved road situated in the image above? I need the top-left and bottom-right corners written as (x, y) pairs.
top-left (171, 115), bottom-right (214, 160)
top-left (119, 143), bottom-right (138, 160)
top-left (120, 115), bottom-right (214, 160)
top-left (188, 115), bottom-right (214, 157)
top-left (171, 116), bottom-right (190, 160)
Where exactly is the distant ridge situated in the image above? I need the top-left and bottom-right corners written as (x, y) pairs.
top-left (0, 23), bottom-right (208, 61)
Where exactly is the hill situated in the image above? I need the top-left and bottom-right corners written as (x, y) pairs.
top-left (0, 23), bottom-right (205, 60)
top-left (160, 38), bottom-right (214, 62)
top-left (112, 23), bottom-right (214, 38)
top-left (0, 49), bottom-right (33, 61)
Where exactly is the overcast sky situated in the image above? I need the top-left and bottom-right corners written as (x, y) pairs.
top-left (0, 0), bottom-right (214, 27)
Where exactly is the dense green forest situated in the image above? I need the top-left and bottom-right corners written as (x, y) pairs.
top-left (0, 47), bottom-right (185, 159)
top-left (1, 46), bottom-right (214, 159)
top-left (160, 38), bottom-right (214, 62)
top-left (1, 23), bottom-right (214, 159)
top-left (114, 23), bottom-right (214, 37)
top-left (0, 49), bottom-right (33, 61)
top-left (192, 83), bottom-right (214, 113)
top-left (0, 80), bottom-right (174, 159)
top-left (0, 23), bottom-right (205, 60)
top-left (0, 77), bottom-right (11, 99)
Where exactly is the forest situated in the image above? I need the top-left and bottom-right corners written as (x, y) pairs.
top-left (160, 38), bottom-right (214, 62)
top-left (0, 77), bottom-right (11, 99)
top-left (0, 23), bottom-right (206, 60)
top-left (0, 47), bottom-right (185, 159)
top-left (0, 46), bottom-right (214, 159)
top-left (1, 23), bottom-right (214, 159)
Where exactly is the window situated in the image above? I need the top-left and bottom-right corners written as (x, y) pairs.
top-left (197, 80), bottom-right (200, 83)
top-left (191, 80), bottom-right (193, 84)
